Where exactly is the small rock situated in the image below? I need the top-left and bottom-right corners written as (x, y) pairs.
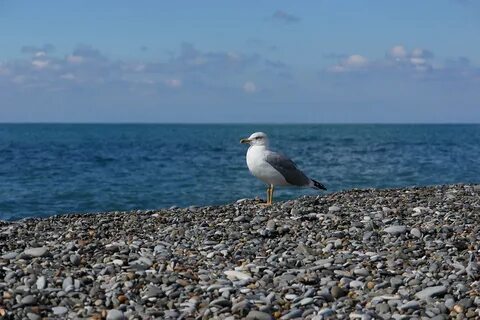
top-left (106, 309), bottom-right (125, 320)
top-left (21, 295), bottom-right (37, 305)
top-left (231, 300), bottom-right (250, 315)
top-left (52, 306), bottom-right (68, 315)
top-left (24, 247), bottom-right (48, 257)
top-left (280, 309), bottom-right (303, 319)
top-left (1, 251), bottom-right (18, 260)
top-left (26, 313), bottom-right (41, 320)
top-left (224, 270), bottom-right (252, 281)
top-left (70, 254), bottom-right (81, 266)
top-left (36, 276), bottom-right (46, 290)
top-left (246, 310), bottom-right (274, 320)
top-left (410, 228), bottom-right (422, 238)
top-left (399, 300), bottom-right (420, 310)
top-left (384, 226), bottom-right (407, 235)
top-left (415, 286), bottom-right (447, 300)
top-left (331, 286), bottom-right (348, 299)
top-left (299, 297), bottom-right (314, 305)
top-left (328, 206), bottom-right (340, 212)
top-left (376, 303), bottom-right (390, 314)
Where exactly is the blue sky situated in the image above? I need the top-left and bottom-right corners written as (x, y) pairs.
top-left (0, 0), bottom-right (479, 123)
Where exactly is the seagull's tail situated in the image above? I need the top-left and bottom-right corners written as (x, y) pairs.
top-left (310, 179), bottom-right (327, 191)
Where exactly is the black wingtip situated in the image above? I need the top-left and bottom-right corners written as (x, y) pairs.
top-left (312, 179), bottom-right (327, 190)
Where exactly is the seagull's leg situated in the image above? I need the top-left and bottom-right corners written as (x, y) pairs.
top-left (266, 185), bottom-right (271, 204)
top-left (269, 185), bottom-right (274, 205)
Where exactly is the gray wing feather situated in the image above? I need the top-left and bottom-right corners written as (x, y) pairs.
top-left (264, 151), bottom-right (310, 186)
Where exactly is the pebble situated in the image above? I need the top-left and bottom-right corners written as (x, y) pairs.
top-left (384, 225), bottom-right (407, 235)
top-left (328, 205), bottom-right (340, 212)
top-left (36, 276), bottom-right (46, 290)
top-left (106, 309), bottom-right (125, 320)
top-left (224, 270), bottom-right (252, 281)
top-left (70, 254), bottom-right (81, 266)
top-left (246, 310), bottom-right (274, 320)
top-left (410, 227), bottom-right (422, 238)
top-left (331, 286), bottom-right (348, 299)
top-left (23, 247), bottom-right (48, 257)
top-left (21, 295), bottom-right (37, 305)
top-left (280, 309), bottom-right (303, 319)
top-left (399, 300), bottom-right (421, 310)
top-left (52, 306), bottom-right (68, 315)
top-left (26, 313), bottom-right (41, 320)
top-left (415, 286), bottom-right (447, 300)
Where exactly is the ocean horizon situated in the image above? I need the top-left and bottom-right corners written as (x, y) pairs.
top-left (1, 123), bottom-right (479, 221)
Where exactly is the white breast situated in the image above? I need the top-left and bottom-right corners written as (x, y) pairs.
top-left (246, 146), bottom-right (289, 186)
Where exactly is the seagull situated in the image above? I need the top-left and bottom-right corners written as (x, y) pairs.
top-left (240, 132), bottom-right (326, 205)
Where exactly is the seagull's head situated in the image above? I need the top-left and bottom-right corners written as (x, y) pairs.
top-left (240, 132), bottom-right (269, 146)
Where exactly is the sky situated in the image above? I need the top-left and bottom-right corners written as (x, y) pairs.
top-left (0, 0), bottom-right (479, 123)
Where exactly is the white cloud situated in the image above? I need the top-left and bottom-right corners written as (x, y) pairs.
top-left (388, 45), bottom-right (407, 60)
top-left (410, 57), bottom-right (426, 65)
top-left (328, 54), bottom-right (368, 73)
top-left (32, 60), bottom-right (49, 69)
top-left (345, 55), bottom-right (368, 67)
top-left (164, 79), bottom-right (182, 88)
top-left (243, 81), bottom-right (257, 93)
top-left (67, 55), bottom-right (84, 64)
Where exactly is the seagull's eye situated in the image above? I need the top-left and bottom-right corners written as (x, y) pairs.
top-left (256, 137), bottom-right (262, 140)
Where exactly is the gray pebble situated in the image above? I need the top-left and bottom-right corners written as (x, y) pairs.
top-left (106, 309), bottom-right (125, 320)
top-left (21, 295), bottom-right (37, 305)
top-left (415, 285), bottom-right (447, 300)
top-left (52, 306), bottom-right (68, 315)
top-left (384, 225), bottom-right (407, 235)
top-left (280, 309), bottom-right (303, 319)
top-left (246, 310), bottom-right (274, 320)
top-left (23, 247), bottom-right (48, 257)
top-left (36, 276), bottom-right (46, 290)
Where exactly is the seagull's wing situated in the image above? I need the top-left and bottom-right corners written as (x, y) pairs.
top-left (264, 151), bottom-right (310, 186)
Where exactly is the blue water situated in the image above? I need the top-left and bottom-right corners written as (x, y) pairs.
top-left (0, 124), bottom-right (479, 220)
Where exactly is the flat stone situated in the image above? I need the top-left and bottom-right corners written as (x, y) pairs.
top-left (52, 306), bottom-right (68, 315)
top-left (415, 286), bottom-right (447, 300)
top-left (21, 295), bottom-right (37, 305)
top-left (27, 313), bottom-right (41, 320)
top-left (36, 276), bottom-right (46, 290)
top-left (280, 309), bottom-right (303, 319)
top-left (350, 280), bottom-right (364, 289)
top-left (410, 228), bottom-right (422, 238)
top-left (331, 286), bottom-right (348, 299)
top-left (384, 226), bottom-right (407, 235)
top-left (231, 300), bottom-right (250, 315)
top-left (63, 276), bottom-right (74, 292)
top-left (23, 247), bottom-right (48, 257)
top-left (1, 251), bottom-right (18, 260)
top-left (376, 303), bottom-right (390, 314)
top-left (224, 270), bottom-right (252, 281)
top-left (398, 300), bottom-right (420, 310)
top-left (106, 309), bottom-right (124, 320)
top-left (70, 254), bottom-right (80, 266)
top-left (328, 206), bottom-right (340, 212)
top-left (209, 298), bottom-right (231, 308)
top-left (299, 297), bottom-right (314, 305)
top-left (246, 310), bottom-right (274, 320)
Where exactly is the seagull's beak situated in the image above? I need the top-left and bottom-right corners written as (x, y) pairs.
top-left (240, 138), bottom-right (251, 144)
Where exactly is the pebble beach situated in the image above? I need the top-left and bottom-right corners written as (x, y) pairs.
top-left (1, 184), bottom-right (479, 320)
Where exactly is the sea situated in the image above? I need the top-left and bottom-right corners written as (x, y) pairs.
top-left (0, 124), bottom-right (479, 221)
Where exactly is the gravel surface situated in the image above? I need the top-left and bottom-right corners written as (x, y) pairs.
top-left (1, 184), bottom-right (480, 319)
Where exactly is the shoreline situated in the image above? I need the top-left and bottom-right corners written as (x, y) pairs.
top-left (1, 184), bottom-right (479, 319)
